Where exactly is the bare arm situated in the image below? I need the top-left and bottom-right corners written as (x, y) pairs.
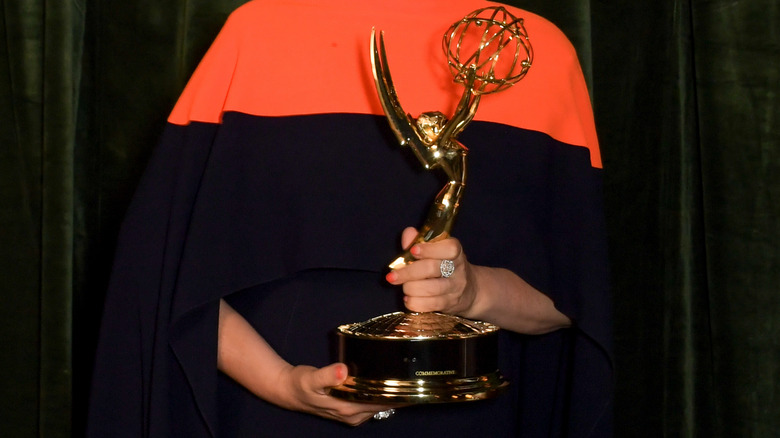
top-left (217, 300), bottom-right (397, 425)
top-left (459, 264), bottom-right (571, 334)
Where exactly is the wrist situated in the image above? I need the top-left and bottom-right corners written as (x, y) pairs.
top-left (457, 266), bottom-right (572, 334)
top-left (270, 363), bottom-right (301, 411)
top-left (457, 264), bottom-right (493, 321)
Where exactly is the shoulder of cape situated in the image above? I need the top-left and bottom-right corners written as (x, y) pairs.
top-left (168, 0), bottom-right (601, 168)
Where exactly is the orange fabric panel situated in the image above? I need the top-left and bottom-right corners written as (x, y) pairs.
top-left (168, 0), bottom-right (601, 168)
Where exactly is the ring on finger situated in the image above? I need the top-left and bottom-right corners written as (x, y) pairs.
top-left (440, 259), bottom-right (455, 278)
top-left (373, 409), bottom-right (396, 420)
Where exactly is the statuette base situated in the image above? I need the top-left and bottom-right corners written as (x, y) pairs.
top-left (330, 371), bottom-right (508, 404)
top-left (330, 312), bottom-right (509, 404)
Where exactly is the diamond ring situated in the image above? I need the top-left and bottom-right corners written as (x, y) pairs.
top-left (373, 409), bottom-right (396, 420)
top-left (440, 259), bottom-right (455, 278)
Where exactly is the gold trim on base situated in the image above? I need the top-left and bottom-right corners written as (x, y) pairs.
top-left (329, 371), bottom-right (509, 404)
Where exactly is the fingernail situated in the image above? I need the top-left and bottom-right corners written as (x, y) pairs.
top-left (386, 272), bottom-right (397, 283)
top-left (410, 245), bottom-right (421, 256)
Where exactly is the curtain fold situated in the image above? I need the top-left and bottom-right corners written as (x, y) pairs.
top-left (1, 1), bottom-right (45, 434)
top-left (659, 2), bottom-right (713, 435)
top-left (39, 1), bottom-right (86, 436)
top-left (692, 1), bottom-right (780, 435)
top-left (1, 0), bottom-right (778, 436)
top-left (1, 0), bottom-right (84, 436)
top-left (586, 0), bottom-right (778, 436)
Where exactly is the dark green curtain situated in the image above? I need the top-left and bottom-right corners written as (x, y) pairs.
top-left (1, 0), bottom-right (777, 436)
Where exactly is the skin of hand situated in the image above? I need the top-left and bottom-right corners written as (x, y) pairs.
top-left (385, 227), bottom-right (572, 335)
top-left (386, 227), bottom-right (476, 315)
top-left (217, 300), bottom-right (398, 426)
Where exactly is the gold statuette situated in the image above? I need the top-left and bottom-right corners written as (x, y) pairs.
top-left (331, 6), bottom-right (533, 404)
top-left (372, 6), bottom-right (533, 269)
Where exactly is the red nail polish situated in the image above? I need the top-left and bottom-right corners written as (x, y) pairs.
top-left (411, 245), bottom-right (421, 256)
top-left (386, 272), bottom-right (397, 283)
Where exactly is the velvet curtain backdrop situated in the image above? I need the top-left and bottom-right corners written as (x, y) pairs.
top-left (1, 0), bottom-right (777, 436)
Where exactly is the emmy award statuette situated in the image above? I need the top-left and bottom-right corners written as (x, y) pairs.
top-left (330, 6), bottom-right (533, 404)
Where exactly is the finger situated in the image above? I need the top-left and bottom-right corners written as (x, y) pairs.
top-left (404, 294), bottom-right (450, 313)
top-left (342, 407), bottom-right (396, 427)
top-left (312, 363), bottom-right (348, 393)
top-left (400, 227), bottom-right (419, 250)
top-left (352, 404), bottom-right (404, 425)
top-left (401, 278), bottom-right (453, 298)
top-left (325, 399), bottom-right (402, 426)
top-left (347, 413), bottom-right (376, 426)
top-left (391, 256), bottom-right (467, 284)
top-left (387, 259), bottom-right (448, 284)
top-left (410, 237), bottom-right (463, 262)
top-left (321, 405), bottom-right (375, 426)
top-left (337, 402), bottom-right (400, 417)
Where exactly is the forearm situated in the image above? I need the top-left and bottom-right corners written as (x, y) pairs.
top-left (217, 299), bottom-right (293, 406)
top-left (461, 265), bottom-right (571, 335)
top-left (217, 299), bottom-right (396, 424)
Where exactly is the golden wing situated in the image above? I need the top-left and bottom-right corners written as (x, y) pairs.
top-left (370, 29), bottom-right (428, 153)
